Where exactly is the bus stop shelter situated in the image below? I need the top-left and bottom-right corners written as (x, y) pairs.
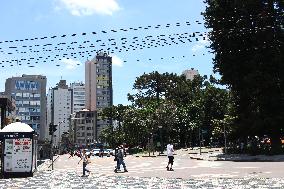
top-left (0, 122), bottom-right (37, 178)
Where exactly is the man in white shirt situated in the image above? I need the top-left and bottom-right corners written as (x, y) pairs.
top-left (78, 149), bottom-right (91, 176)
top-left (166, 142), bottom-right (174, 171)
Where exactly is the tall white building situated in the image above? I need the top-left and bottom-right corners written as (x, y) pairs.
top-left (46, 80), bottom-right (72, 146)
top-left (182, 68), bottom-right (199, 80)
top-left (70, 82), bottom-right (85, 113)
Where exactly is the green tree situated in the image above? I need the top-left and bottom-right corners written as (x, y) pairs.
top-left (201, 80), bottom-right (233, 145)
top-left (204, 0), bottom-right (284, 153)
top-left (100, 104), bottom-right (129, 147)
top-left (164, 74), bottom-right (205, 147)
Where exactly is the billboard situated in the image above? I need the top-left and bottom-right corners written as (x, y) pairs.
top-left (15, 81), bottom-right (40, 91)
top-left (4, 138), bottom-right (32, 172)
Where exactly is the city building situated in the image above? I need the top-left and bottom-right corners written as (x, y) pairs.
top-left (46, 80), bottom-right (72, 147)
top-left (73, 109), bottom-right (96, 147)
top-left (0, 93), bottom-right (16, 129)
top-left (182, 68), bottom-right (199, 80)
top-left (85, 52), bottom-right (113, 140)
top-left (5, 74), bottom-right (47, 140)
top-left (70, 82), bottom-right (85, 113)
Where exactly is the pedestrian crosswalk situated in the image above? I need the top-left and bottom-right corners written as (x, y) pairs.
top-left (55, 155), bottom-right (183, 175)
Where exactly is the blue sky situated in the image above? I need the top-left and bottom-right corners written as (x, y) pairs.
top-left (0, 0), bottom-right (214, 105)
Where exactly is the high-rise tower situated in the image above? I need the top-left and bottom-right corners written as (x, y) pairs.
top-left (85, 52), bottom-right (113, 140)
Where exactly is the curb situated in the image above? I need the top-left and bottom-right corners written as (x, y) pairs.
top-left (37, 159), bottom-right (51, 171)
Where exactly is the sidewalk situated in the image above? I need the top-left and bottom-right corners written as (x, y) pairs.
top-left (186, 147), bottom-right (284, 162)
top-left (129, 147), bottom-right (284, 162)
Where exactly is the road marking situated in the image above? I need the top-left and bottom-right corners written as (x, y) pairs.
top-left (191, 173), bottom-right (238, 178)
top-left (235, 167), bottom-right (260, 169)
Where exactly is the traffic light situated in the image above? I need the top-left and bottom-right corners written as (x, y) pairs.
top-left (49, 123), bottom-right (58, 135)
top-left (53, 124), bottom-right (58, 133)
top-left (49, 123), bottom-right (53, 135)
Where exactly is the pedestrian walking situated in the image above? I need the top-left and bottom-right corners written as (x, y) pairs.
top-left (166, 142), bottom-right (174, 171)
top-left (99, 146), bottom-right (104, 158)
top-left (68, 149), bottom-right (74, 158)
top-left (78, 149), bottom-right (91, 176)
top-left (114, 146), bottom-right (119, 171)
top-left (114, 145), bottom-right (128, 173)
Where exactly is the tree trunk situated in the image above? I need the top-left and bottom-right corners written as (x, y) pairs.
top-left (270, 133), bottom-right (282, 155)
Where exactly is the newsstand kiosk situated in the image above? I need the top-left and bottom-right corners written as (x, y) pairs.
top-left (0, 122), bottom-right (37, 178)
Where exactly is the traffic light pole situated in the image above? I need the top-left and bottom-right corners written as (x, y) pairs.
top-left (51, 130), bottom-right (54, 170)
top-left (49, 123), bottom-right (58, 170)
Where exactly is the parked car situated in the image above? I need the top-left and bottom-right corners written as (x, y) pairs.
top-left (91, 148), bottom-right (114, 156)
top-left (91, 149), bottom-right (100, 156)
top-left (84, 149), bottom-right (91, 157)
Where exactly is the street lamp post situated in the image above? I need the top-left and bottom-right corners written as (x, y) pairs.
top-left (224, 124), bottom-right (227, 154)
top-left (158, 125), bottom-right (164, 154)
top-left (58, 120), bottom-right (64, 154)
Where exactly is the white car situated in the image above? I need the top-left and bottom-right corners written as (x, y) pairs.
top-left (84, 149), bottom-right (91, 157)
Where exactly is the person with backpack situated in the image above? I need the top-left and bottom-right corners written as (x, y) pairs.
top-left (114, 145), bottom-right (128, 173)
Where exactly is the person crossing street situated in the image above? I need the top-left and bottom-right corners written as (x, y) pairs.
top-left (114, 145), bottom-right (128, 173)
top-left (78, 149), bottom-right (91, 176)
top-left (166, 141), bottom-right (174, 171)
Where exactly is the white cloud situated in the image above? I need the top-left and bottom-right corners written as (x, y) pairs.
top-left (191, 37), bottom-right (210, 52)
top-left (61, 58), bottom-right (81, 69)
top-left (111, 55), bottom-right (123, 67)
top-left (56, 0), bottom-right (121, 16)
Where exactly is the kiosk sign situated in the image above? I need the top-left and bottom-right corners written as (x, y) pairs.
top-left (4, 138), bottom-right (32, 172)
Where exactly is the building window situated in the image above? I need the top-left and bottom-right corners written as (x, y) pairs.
top-left (23, 101), bottom-right (29, 105)
top-left (23, 93), bottom-right (30, 98)
top-left (16, 93), bottom-right (22, 97)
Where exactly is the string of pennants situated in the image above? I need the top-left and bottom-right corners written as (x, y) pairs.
top-left (0, 10), bottom-right (281, 44)
top-left (0, 11), bottom-right (282, 68)
top-left (0, 32), bottom-right (208, 68)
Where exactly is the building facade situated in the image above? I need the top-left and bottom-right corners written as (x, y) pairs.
top-left (70, 82), bottom-right (85, 113)
top-left (73, 109), bottom-right (96, 147)
top-left (5, 74), bottom-right (47, 140)
top-left (85, 52), bottom-right (113, 140)
top-left (0, 94), bottom-right (16, 129)
top-left (182, 68), bottom-right (199, 80)
top-left (46, 80), bottom-right (72, 146)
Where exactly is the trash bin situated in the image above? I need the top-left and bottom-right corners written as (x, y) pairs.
top-left (0, 122), bottom-right (37, 178)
